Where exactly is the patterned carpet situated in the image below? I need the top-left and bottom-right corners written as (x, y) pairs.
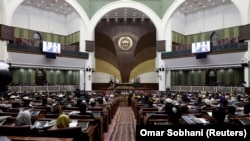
top-left (104, 104), bottom-right (136, 141)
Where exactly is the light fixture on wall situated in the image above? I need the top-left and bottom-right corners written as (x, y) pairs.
top-left (158, 66), bottom-right (165, 72)
top-left (85, 66), bottom-right (92, 72)
top-left (241, 58), bottom-right (248, 67)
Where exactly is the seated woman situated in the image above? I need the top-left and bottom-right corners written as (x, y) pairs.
top-left (15, 110), bottom-right (32, 126)
top-left (51, 114), bottom-right (70, 129)
top-left (78, 102), bottom-right (95, 118)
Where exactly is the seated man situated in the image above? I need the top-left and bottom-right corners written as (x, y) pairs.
top-left (15, 110), bottom-right (32, 126)
top-left (243, 97), bottom-right (250, 114)
top-left (164, 98), bottom-right (182, 125)
top-left (210, 107), bottom-right (230, 125)
top-left (78, 102), bottom-right (95, 118)
top-left (0, 65), bottom-right (12, 98)
top-left (6, 102), bottom-right (20, 113)
top-left (143, 99), bottom-right (156, 108)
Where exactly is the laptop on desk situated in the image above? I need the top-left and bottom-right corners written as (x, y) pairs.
top-left (33, 119), bottom-right (56, 129)
top-left (33, 120), bottom-right (48, 129)
top-left (93, 112), bottom-right (101, 118)
top-left (0, 116), bottom-right (11, 121)
top-left (30, 110), bottom-right (41, 117)
top-left (146, 113), bottom-right (155, 118)
top-left (0, 116), bottom-right (9, 126)
top-left (182, 115), bottom-right (196, 125)
top-left (154, 121), bottom-right (169, 125)
top-left (239, 119), bottom-right (250, 125)
top-left (77, 121), bottom-right (89, 131)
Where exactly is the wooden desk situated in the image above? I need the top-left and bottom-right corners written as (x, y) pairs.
top-left (181, 114), bottom-right (209, 125)
top-left (34, 118), bottom-right (96, 141)
top-left (143, 113), bottom-right (168, 125)
top-left (153, 121), bottom-right (169, 125)
top-left (229, 115), bottom-right (250, 125)
top-left (138, 108), bottom-right (159, 125)
top-left (63, 110), bottom-right (104, 141)
top-left (7, 136), bottom-right (73, 141)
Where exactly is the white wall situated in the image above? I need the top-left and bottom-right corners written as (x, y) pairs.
top-left (11, 4), bottom-right (80, 36)
top-left (137, 72), bottom-right (158, 83)
top-left (92, 71), bottom-right (158, 83)
top-left (172, 2), bottom-right (241, 35)
top-left (66, 11), bottom-right (81, 34)
top-left (9, 52), bottom-right (86, 70)
top-left (92, 72), bottom-right (111, 83)
top-left (171, 11), bottom-right (185, 34)
top-left (165, 52), bottom-right (245, 70)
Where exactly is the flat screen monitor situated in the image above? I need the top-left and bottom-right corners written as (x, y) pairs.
top-left (42, 41), bottom-right (61, 54)
top-left (192, 41), bottom-right (210, 53)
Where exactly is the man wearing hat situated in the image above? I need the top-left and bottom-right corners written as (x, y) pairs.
top-left (164, 98), bottom-right (182, 124)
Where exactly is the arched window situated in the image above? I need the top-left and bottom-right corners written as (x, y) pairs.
top-left (210, 31), bottom-right (219, 47)
top-left (33, 32), bottom-right (42, 47)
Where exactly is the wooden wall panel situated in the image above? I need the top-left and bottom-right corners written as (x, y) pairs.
top-left (239, 24), bottom-right (250, 41)
top-left (86, 40), bottom-right (95, 52)
top-left (0, 24), bottom-right (14, 41)
top-left (156, 40), bottom-right (165, 52)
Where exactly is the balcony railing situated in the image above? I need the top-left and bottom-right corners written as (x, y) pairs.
top-left (7, 43), bottom-right (88, 59)
top-left (170, 85), bottom-right (245, 93)
top-left (162, 42), bottom-right (248, 59)
top-left (8, 85), bottom-right (79, 93)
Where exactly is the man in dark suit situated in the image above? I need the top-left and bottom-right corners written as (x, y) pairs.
top-left (0, 63), bottom-right (12, 98)
top-left (243, 97), bottom-right (250, 114)
top-left (78, 102), bottom-right (95, 118)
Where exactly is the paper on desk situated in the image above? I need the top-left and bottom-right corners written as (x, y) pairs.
top-left (69, 111), bottom-right (79, 115)
top-left (70, 120), bottom-right (78, 127)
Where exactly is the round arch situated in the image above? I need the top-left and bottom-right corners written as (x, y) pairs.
top-left (0, 1), bottom-right (3, 23)
top-left (1, 0), bottom-right (23, 25)
top-left (230, 0), bottom-right (249, 24)
top-left (161, 0), bottom-right (185, 40)
top-left (89, 0), bottom-right (161, 40)
top-left (65, 0), bottom-right (91, 38)
top-left (161, 0), bottom-right (246, 39)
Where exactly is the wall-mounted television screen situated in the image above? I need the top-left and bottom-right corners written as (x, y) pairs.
top-left (42, 41), bottom-right (61, 54)
top-left (192, 41), bottom-right (210, 53)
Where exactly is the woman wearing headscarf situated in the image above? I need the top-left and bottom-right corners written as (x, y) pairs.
top-left (51, 114), bottom-right (70, 129)
top-left (15, 110), bottom-right (32, 126)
